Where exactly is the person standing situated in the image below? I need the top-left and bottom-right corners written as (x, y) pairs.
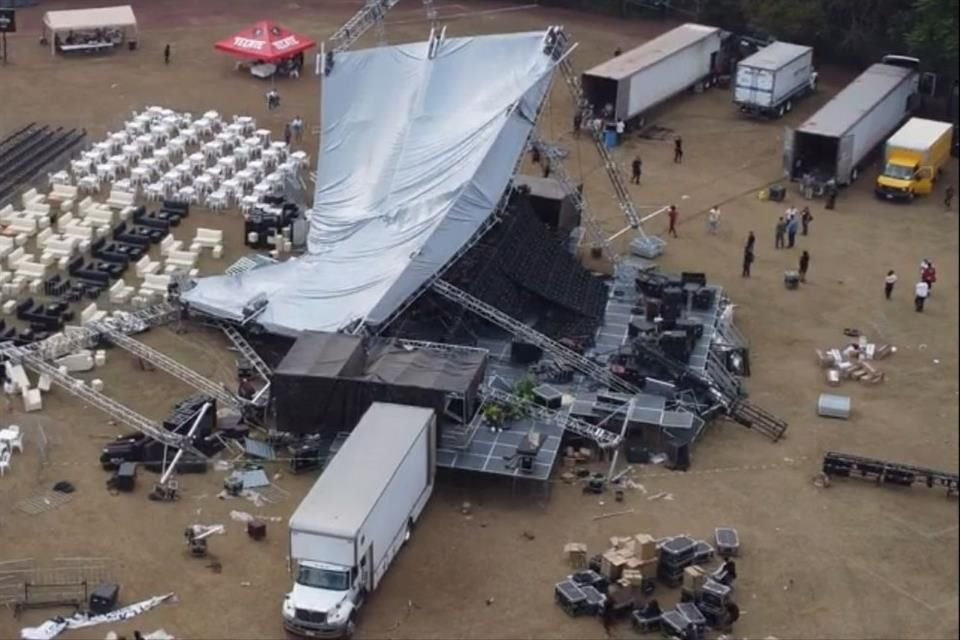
top-left (774, 217), bottom-right (786, 249)
top-left (801, 207), bottom-right (813, 235)
top-left (292, 115), bottom-right (304, 143)
top-left (798, 250), bottom-right (810, 282)
top-left (667, 205), bottom-right (678, 238)
top-left (825, 180), bottom-right (837, 210)
top-left (884, 270), bottom-right (897, 299)
top-left (631, 156), bottom-right (642, 184)
top-left (745, 231), bottom-right (756, 252)
top-left (945, 185), bottom-right (955, 210)
top-left (742, 246), bottom-right (754, 278)
top-left (914, 279), bottom-right (930, 312)
top-left (542, 158), bottom-right (551, 178)
top-left (707, 205), bottom-right (720, 234)
top-left (600, 603), bottom-right (615, 637)
top-left (530, 145), bottom-right (541, 165)
top-left (573, 111), bottom-right (582, 137)
top-left (921, 260), bottom-right (937, 294)
top-left (163, 43), bottom-right (171, 65)
top-left (673, 137), bottom-right (683, 163)
top-left (616, 119), bottom-right (625, 138)
top-left (786, 214), bottom-right (799, 248)
top-left (284, 122), bottom-right (292, 146)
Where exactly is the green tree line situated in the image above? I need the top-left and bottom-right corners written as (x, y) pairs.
top-left (698, 0), bottom-right (958, 84)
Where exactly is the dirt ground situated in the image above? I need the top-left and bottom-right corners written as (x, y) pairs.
top-left (1, 1), bottom-right (958, 639)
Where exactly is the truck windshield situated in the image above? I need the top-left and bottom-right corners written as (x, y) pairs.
top-left (883, 163), bottom-right (914, 180)
top-left (296, 565), bottom-right (350, 591)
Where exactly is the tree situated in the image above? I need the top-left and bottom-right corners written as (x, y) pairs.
top-left (903, 0), bottom-right (960, 83)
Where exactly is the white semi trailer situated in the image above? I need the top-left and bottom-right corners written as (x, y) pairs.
top-left (784, 55), bottom-right (927, 187)
top-left (581, 23), bottom-right (724, 127)
top-left (734, 41), bottom-right (817, 118)
top-left (282, 403), bottom-right (436, 638)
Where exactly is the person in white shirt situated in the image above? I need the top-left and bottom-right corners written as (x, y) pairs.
top-left (884, 270), bottom-right (897, 299)
top-left (707, 206), bottom-right (720, 234)
top-left (914, 280), bottom-right (929, 312)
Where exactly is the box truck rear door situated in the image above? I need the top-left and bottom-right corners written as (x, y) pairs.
top-left (837, 133), bottom-right (856, 183)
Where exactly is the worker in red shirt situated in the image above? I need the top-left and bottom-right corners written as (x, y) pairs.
top-left (667, 205), bottom-right (678, 238)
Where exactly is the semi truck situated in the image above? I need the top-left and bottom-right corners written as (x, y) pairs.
top-left (581, 23), bottom-right (724, 128)
top-left (874, 118), bottom-right (954, 201)
top-left (734, 41), bottom-right (817, 118)
top-left (784, 55), bottom-right (932, 188)
top-left (282, 403), bottom-right (436, 638)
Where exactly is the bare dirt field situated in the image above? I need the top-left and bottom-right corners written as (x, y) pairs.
top-left (0, 2), bottom-right (957, 639)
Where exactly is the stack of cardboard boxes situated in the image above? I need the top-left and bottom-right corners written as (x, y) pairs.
top-left (816, 338), bottom-right (893, 387)
top-left (599, 533), bottom-right (660, 588)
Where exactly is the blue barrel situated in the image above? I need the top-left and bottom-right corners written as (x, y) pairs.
top-left (603, 129), bottom-right (618, 149)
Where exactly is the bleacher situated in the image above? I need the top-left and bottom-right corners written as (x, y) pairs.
top-left (0, 123), bottom-right (87, 206)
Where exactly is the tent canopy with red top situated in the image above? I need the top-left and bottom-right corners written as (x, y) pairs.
top-left (214, 20), bottom-right (315, 64)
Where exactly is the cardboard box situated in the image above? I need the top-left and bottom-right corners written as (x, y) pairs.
top-left (683, 566), bottom-right (707, 591)
top-left (625, 556), bottom-right (657, 579)
top-left (621, 569), bottom-right (645, 586)
top-left (601, 550), bottom-right (628, 580)
top-left (564, 543), bottom-right (588, 569)
top-left (633, 534), bottom-right (658, 562)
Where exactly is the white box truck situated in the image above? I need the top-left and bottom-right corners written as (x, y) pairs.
top-left (784, 56), bottom-right (926, 187)
top-left (282, 403), bottom-right (436, 638)
top-left (734, 41), bottom-right (817, 118)
top-left (581, 23), bottom-right (724, 128)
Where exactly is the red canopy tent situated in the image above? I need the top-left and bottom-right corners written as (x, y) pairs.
top-left (214, 20), bottom-right (315, 63)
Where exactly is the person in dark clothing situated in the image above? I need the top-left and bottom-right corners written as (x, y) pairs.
top-left (284, 123), bottom-right (292, 146)
top-left (801, 207), bottom-right (813, 235)
top-left (667, 205), bottom-right (678, 237)
top-left (774, 217), bottom-right (786, 249)
top-left (799, 250), bottom-right (810, 282)
top-left (825, 180), bottom-right (837, 209)
top-left (573, 111), bottom-right (582, 136)
top-left (945, 185), bottom-right (954, 210)
top-left (674, 137), bottom-right (683, 163)
top-left (742, 247), bottom-right (754, 278)
top-left (601, 604), bottom-right (615, 636)
top-left (542, 159), bottom-right (551, 178)
top-left (631, 156), bottom-right (642, 184)
top-left (163, 44), bottom-right (171, 65)
top-left (530, 146), bottom-right (541, 165)
top-left (745, 231), bottom-right (756, 252)
top-left (722, 601), bottom-right (741, 632)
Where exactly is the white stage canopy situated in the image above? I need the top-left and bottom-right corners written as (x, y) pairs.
top-left (185, 30), bottom-right (558, 336)
top-left (42, 5), bottom-right (138, 55)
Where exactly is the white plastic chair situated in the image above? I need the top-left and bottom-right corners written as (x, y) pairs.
top-left (0, 448), bottom-right (10, 476)
top-left (4, 425), bottom-right (22, 453)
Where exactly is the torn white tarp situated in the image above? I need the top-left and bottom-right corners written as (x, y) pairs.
top-left (185, 31), bottom-right (557, 335)
top-left (20, 593), bottom-right (175, 640)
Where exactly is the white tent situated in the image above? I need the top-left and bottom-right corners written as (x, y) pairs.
top-left (42, 5), bottom-right (138, 57)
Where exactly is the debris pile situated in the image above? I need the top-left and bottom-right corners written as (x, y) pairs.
top-left (816, 335), bottom-right (894, 386)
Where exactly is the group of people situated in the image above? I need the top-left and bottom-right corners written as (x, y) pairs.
top-left (882, 259), bottom-right (936, 313)
top-left (774, 205), bottom-right (813, 249)
top-left (284, 116), bottom-right (305, 145)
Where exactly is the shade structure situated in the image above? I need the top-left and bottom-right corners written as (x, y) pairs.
top-left (185, 30), bottom-right (558, 336)
top-left (214, 20), bottom-right (315, 63)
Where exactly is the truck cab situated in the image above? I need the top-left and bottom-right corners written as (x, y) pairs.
top-left (283, 560), bottom-right (363, 638)
top-left (876, 157), bottom-right (934, 200)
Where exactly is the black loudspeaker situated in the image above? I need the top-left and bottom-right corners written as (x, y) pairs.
top-left (625, 445), bottom-right (650, 464)
top-left (645, 299), bottom-right (661, 322)
top-left (511, 341), bottom-right (543, 364)
top-left (89, 583), bottom-right (120, 614)
top-left (533, 384), bottom-right (563, 410)
top-left (768, 184), bottom-right (786, 202)
top-left (681, 272), bottom-right (707, 287)
top-left (667, 442), bottom-right (690, 471)
top-left (693, 287), bottom-right (715, 311)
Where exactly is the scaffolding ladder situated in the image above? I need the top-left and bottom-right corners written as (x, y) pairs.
top-left (432, 279), bottom-right (640, 395)
top-left (0, 346), bottom-right (200, 456)
top-left (100, 330), bottom-right (241, 410)
top-left (483, 387), bottom-right (622, 447)
top-left (220, 323), bottom-right (272, 381)
top-left (329, 0), bottom-right (402, 53)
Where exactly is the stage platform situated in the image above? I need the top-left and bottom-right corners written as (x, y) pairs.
top-left (592, 258), bottom-right (722, 373)
top-left (436, 417), bottom-right (562, 481)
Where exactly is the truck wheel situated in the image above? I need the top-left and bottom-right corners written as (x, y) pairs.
top-left (344, 614), bottom-right (357, 639)
top-left (785, 100), bottom-right (793, 113)
top-left (777, 104), bottom-right (786, 118)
